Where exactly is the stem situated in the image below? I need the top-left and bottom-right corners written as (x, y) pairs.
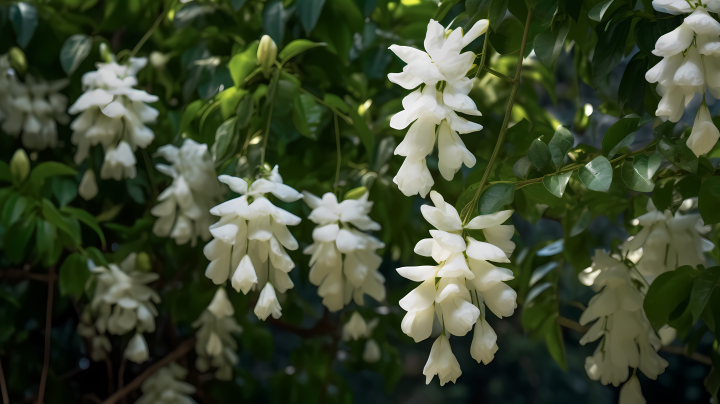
top-left (333, 113), bottom-right (342, 197)
top-left (141, 149), bottom-right (158, 199)
top-left (129, 1), bottom-right (174, 58)
top-left (0, 269), bottom-right (56, 282)
top-left (0, 357), bottom-right (8, 404)
top-left (298, 88), bottom-right (353, 124)
top-left (473, 30), bottom-right (490, 81)
top-left (37, 265), bottom-right (56, 404)
top-left (260, 103), bottom-right (274, 168)
top-left (104, 351), bottom-right (114, 395)
top-left (482, 66), bottom-right (514, 83)
top-left (462, 8), bottom-right (534, 225)
top-left (117, 357), bottom-right (127, 404)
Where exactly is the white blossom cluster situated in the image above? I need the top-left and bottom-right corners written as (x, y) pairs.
top-left (578, 251), bottom-right (670, 403)
top-left (387, 19), bottom-right (489, 197)
top-left (153, 139), bottom-right (224, 246)
top-left (646, 0), bottom-right (720, 155)
top-left (88, 253), bottom-right (160, 363)
top-left (76, 309), bottom-right (112, 362)
top-left (192, 288), bottom-right (242, 380)
top-left (622, 199), bottom-right (713, 281)
top-left (204, 166), bottom-right (303, 321)
top-left (136, 362), bottom-right (197, 404)
top-left (303, 191), bottom-right (386, 312)
top-left (396, 191), bottom-right (516, 385)
top-left (342, 312), bottom-right (381, 363)
top-left (0, 54), bottom-right (69, 150)
top-left (67, 53), bottom-right (158, 180)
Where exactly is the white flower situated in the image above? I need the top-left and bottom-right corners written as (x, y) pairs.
top-left (363, 339), bottom-right (381, 363)
top-left (77, 309), bottom-right (111, 362)
top-left (423, 335), bottom-right (461, 386)
top-left (343, 312), bottom-right (368, 341)
top-left (125, 332), bottom-right (149, 363)
top-left (684, 6), bottom-right (720, 35)
top-left (619, 375), bottom-right (646, 404)
top-left (193, 288), bottom-right (242, 380)
top-left (652, 0), bottom-right (693, 14)
top-left (254, 282), bottom-right (282, 321)
top-left (136, 362), bottom-right (197, 404)
top-left (152, 139), bottom-right (224, 246)
top-left (204, 166), bottom-right (302, 320)
top-left (393, 157), bottom-right (434, 198)
top-left (68, 56), bottom-right (158, 180)
top-left (652, 23), bottom-right (694, 57)
top-left (78, 169), bottom-right (99, 200)
top-left (304, 191), bottom-right (385, 311)
top-left (0, 55), bottom-right (69, 150)
top-left (673, 46), bottom-right (704, 97)
top-left (687, 103), bottom-right (720, 156)
top-left (470, 317), bottom-right (497, 365)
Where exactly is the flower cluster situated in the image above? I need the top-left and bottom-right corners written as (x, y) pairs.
top-left (646, 0), bottom-right (720, 155)
top-left (303, 191), bottom-right (386, 312)
top-left (387, 19), bottom-right (488, 197)
top-left (203, 166), bottom-right (303, 320)
top-left (152, 139), bottom-right (224, 246)
top-left (68, 53), bottom-right (158, 180)
top-left (88, 253), bottom-right (160, 363)
top-left (136, 362), bottom-right (197, 404)
top-left (622, 199), bottom-right (712, 280)
top-left (396, 191), bottom-right (516, 385)
top-left (342, 312), bottom-right (382, 363)
top-left (76, 309), bottom-right (112, 362)
top-left (0, 54), bottom-right (69, 150)
top-left (578, 251), bottom-right (670, 401)
top-left (193, 288), bottom-right (242, 380)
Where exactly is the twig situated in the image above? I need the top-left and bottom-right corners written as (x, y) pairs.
top-left (129, 1), bottom-right (174, 58)
top-left (260, 103), bottom-right (274, 167)
top-left (1, 357), bottom-right (9, 404)
top-left (0, 269), bottom-right (56, 283)
top-left (104, 351), bottom-right (115, 395)
top-left (266, 309), bottom-right (335, 338)
top-left (100, 338), bottom-right (196, 404)
top-left (117, 357), bottom-right (127, 404)
top-left (37, 265), bottom-right (56, 404)
top-left (482, 65), bottom-right (514, 83)
top-left (557, 316), bottom-right (588, 333)
top-left (298, 88), bottom-right (353, 124)
top-left (333, 113), bottom-right (342, 197)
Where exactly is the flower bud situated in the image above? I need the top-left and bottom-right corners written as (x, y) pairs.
top-left (136, 252), bottom-right (152, 271)
top-left (79, 169), bottom-right (98, 200)
top-left (99, 43), bottom-right (114, 63)
top-left (149, 51), bottom-right (170, 70)
top-left (9, 47), bottom-right (27, 76)
top-left (10, 149), bottom-right (30, 183)
top-left (257, 35), bottom-right (277, 78)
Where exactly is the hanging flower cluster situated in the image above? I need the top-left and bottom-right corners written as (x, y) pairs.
top-left (152, 139), bottom-right (224, 246)
top-left (88, 253), bottom-right (160, 364)
top-left (136, 362), bottom-right (197, 404)
top-left (386, 19), bottom-right (489, 197)
top-left (67, 52), bottom-right (158, 180)
top-left (622, 199), bottom-right (713, 280)
top-left (204, 166), bottom-right (303, 321)
top-left (578, 250), bottom-right (670, 402)
top-left (396, 191), bottom-right (516, 385)
top-left (646, 0), bottom-right (720, 155)
top-left (0, 54), bottom-right (69, 150)
top-left (192, 288), bottom-right (242, 381)
top-left (76, 309), bottom-right (112, 362)
top-left (342, 312), bottom-right (382, 363)
top-left (303, 191), bottom-right (386, 312)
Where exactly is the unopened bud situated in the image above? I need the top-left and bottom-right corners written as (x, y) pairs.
top-left (149, 51), bottom-right (170, 70)
top-left (8, 47), bottom-right (26, 76)
top-left (99, 43), bottom-right (114, 63)
top-left (136, 252), bottom-right (152, 271)
top-left (10, 149), bottom-right (30, 183)
top-left (257, 35), bottom-right (277, 78)
top-left (78, 169), bottom-right (98, 200)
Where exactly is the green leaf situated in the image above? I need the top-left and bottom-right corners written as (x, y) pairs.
top-left (59, 253), bottom-right (90, 298)
top-left (543, 316), bottom-right (568, 371)
top-left (705, 367), bottom-right (720, 402)
top-left (548, 125), bottom-right (574, 168)
top-left (526, 282), bottom-right (552, 304)
top-left (529, 262), bottom-right (558, 287)
top-left (263, 0), bottom-right (294, 44)
top-left (86, 246), bottom-right (108, 266)
top-left (292, 93), bottom-right (323, 140)
top-left (578, 156), bottom-right (613, 192)
top-left (479, 183), bottom-right (515, 215)
top-left (490, 17), bottom-right (524, 54)
top-left (297, 0), bottom-right (326, 33)
top-left (232, 0), bottom-right (248, 11)
top-left (279, 39), bottom-right (326, 65)
top-left (4, 217), bottom-right (35, 263)
top-left (10, 3), bottom-right (38, 49)
top-left (178, 99), bottom-right (204, 136)
top-left (632, 153), bottom-right (661, 181)
top-left (349, 104), bottom-right (374, 164)
top-left (60, 34), bottom-right (92, 76)
top-left (686, 324), bottom-right (708, 356)
top-left (0, 161), bottom-right (11, 182)
top-left (52, 177), bottom-right (77, 207)
top-left (61, 206), bottom-right (106, 249)
top-left (589, 0), bottom-right (615, 22)
top-left (323, 93), bottom-right (349, 113)
top-left (618, 53), bottom-right (648, 117)
top-left (528, 139), bottom-right (552, 172)
top-left (699, 177), bottom-right (720, 224)
top-left (26, 163), bottom-right (77, 195)
top-left (602, 117), bottom-right (640, 157)
top-left (228, 42), bottom-right (259, 87)
top-left (36, 220), bottom-right (58, 266)
top-left (542, 171), bottom-right (572, 198)
top-left (513, 156), bottom-right (532, 179)
top-left (41, 199), bottom-right (79, 246)
top-left (533, 21), bottom-right (570, 68)
top-left (689, 266), bottom-right (720, 324)
top-left (489, 0), bottom-right (509, 31)
top-left (236, 93), bottom-right (254, 130)
top-left (344, 186), bottom-right (367, 200)
top-left (621, 159), bottom-right (654, 192)
top-left (644, 266), bottom-right (697, 330)
top-left (435, 0), bottom-right (463, 21)
top-left (213, 117), bottom-right (237, 161)
top-left (591, 17), bottom-right (632, 87)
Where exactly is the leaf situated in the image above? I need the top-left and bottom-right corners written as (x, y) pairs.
top-left (59, 253), bottom-right (90, 299)
top-left (292, 93), bottom-right (323, 140)
top-left (61, 206), bottom-right (106, 249)
top-left (5, 218), bottom-right (35, 263)
top-left (213, 117), bottom-right (237, 161)
top-left (542, 171), bottom-right (572, 198)
top-left (232, 0), bottom-right (248, 11)
top-left (622, 159), bottom-right (654, 192)
top-left (529, 262), bottom-right (558, 287)
top-left (602, 117), bottom-right (640, 157)
top-left (51, 177), bottom-right (77, 207)
top-left (644, 267), bottom-right (697, 330)
top-left (323, 93), bottom-right (349, 113)
top-left (297, 0), bottom-right (326, 33)
top-left (0, 161), bottom-right (11, 182)
top-left (86, 246), bottom-right (108, 266)
top-left (236, 94), bottom-right (254, 129)
top-left (533, 21), bottom-right (570, 68)
top-left (489, 17), bottom-right (524, 55)
top-left (589, 0), bottom-right (615, 22)
top-left (513, 156), bottom-right (532, 179)
top-left (178, 99), bottom-right (204, 136)
top-left (279, 39), bottom-right (326, 65)
top-left (633, 153), bottom-right (661, 181)
top-left (479, 183), bottom-right (515, 215)
top-left (60, 34), bottom-right (92, 76)
top-left (41, 199), bottom-right (79, 246)
top-left (689, 266), bottom-right (720, 324)
top-left (578, 156), bottom-right (613, 192)
top-left (528, 139), bottom-right (552, 172)
top-left (699, 177), bottom-right (720, 225)
top-left (591, 17), bottom-right (632, 88)
top-left (548, 125), bottom-right (574, 168)
top-left (489, 0), bottom-right (509, 31)
top-left (435, 0), bottom-right (463, 21)
top-left (26, 163), bottom-right (77, 195)
top-left (526, 282), bottom-right (552, 304)
top-left (263, 0), bottom-right (295, 44)
top-left (10, 3), bottom-right (38, 49)
top-left (228, 42), bottom-right (259, 87)
top-left (349, 103), bottom-right (374, 164)
top-left (618, 53), bottom-right (648, 117)
top-left (543, 316), bottom-right (568, 371)
top-left (344, 186), bottom-right (367, 200)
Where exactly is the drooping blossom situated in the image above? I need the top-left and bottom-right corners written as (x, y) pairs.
top-left (152, 139), bottom-right (224, 246)
top-left (136, 362), bottom-right (197, 404)
top-left (303, 191), bottom-right (385, 311)
top-left (192, 288), bottom-right (243, 380)
top-left (342, 311), bottom-right (382, 363)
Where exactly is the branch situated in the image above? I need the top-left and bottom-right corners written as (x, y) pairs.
top-left (100, 338), bottom-right (196, 404)
top-left (1, 356), bottom-right (9, 404)
top-left (266, 309), bottom-right (336, 338)
top-left (0, 269), bottom-right (56, 283)
top-left (36, 265), bottom-right (56, 404)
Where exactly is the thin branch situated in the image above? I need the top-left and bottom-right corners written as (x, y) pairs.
top-left (557, 316), bottom-right (588, 333)
top-left (0, 357), bottom-right (9, 404)
top-left (333, 113), bottom-right (342, 197)
top-left (298, 88), bottom-right (353, 124)
top-left (104, 351), bottom-right (115, 395)
top-left (37, 265), bottom-right (56, 404)
top-left (129, 1), bottom-right (174, 58)
top-left (260, 103), bottom-right (274, 168)
top-left (101, 338), bottom-right (196, 404)
top-left (266, 309), bottom-right (335, 338)
top-left (482, 65), bottom-right (514, 83)
top-left (0, 269), bottom-right (56, 283)
top-left (117, 357), bottom-right (127, 404)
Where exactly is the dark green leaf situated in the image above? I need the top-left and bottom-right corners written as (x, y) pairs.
top-left (4, 217), bottom-right (35, 263)
top-left (323, 93), bottom-right (350, 113)
top-left (178, 99), bottom-right (204, 136)
top-left (61, 206), bottom-right (106, 249)
top-left (86, 246), bottom-right (108, 266)
top-left (543, 316), bottom-right (568, 371)
top-left (686, 324), bottom-right (708, 356)
top-left (542, 171), bottom-right (572, 198)
top-left (578, 156), bottom-right (613, 192)
top-left (59, 253), bottom-right (89, 298)
top-left (297, 0), bottom-right (326, 33)
top-left (228, 42), bottom-right (259, 87)
top-left (0, 161), bottom-right (11, 182)
top-left (279, 39), bottom-right (326, 65)
top-left (52, 178), bottom-right (77, 207)
top-left (602, 117), bottom-right (640, 157)
top-left (548, 125), bottom-right (574, 168)
top-left (41, 199), bottom-right (79, 246)
top-left (349, 104), bottom-right (374, 164)
top-left (652, 178), bottom-right (675, 211)
top-left (534, 21), bottom-right (570, 68)
top-left (644, 266), bottom-right (697, 330)
top-left (700, 177), bottom-right (720, 224)
top-left (528, 139), bottom-right (552, 172)
top-left (489, 0), bottom-right (509, 31)
top-left (689, 266), bottom-right (720, 323)
top-left (479, 183), bottom-right (515, 215)
top-left (232, 0), bottom-right (248, 11)
top-left (60, 34), bottom-right (92, 75)
top-left (292, 93), bottom-right (323, 140)
top-left (213, 117), bottom-right (237, 161)
top-left (589, 0), bottom-right (615, 22)
top-left (435, 0), bottom-right (463, 21)
top-left (26, 162), bottom-right (77, 194)
top-left (621, 159), bottom-right (654, 192)
top-left (526, 282), bottom-right (552, 304)
top-left (529, 262), bottom-right (558, 287)
top-left (592, 17), bottom-right (632, 87)
top-left (489, 17), bottom-right (523, 54)
top-left (618, 54), bottom-right (648, 116)
top-left (513, 156), bottom-right (532, 179)
top-left (632, 153), bottom-right (660, 181)
top-left (263, 0), bottom-right (294, 44)
top-left (10, 3), bottom-right (37, 49)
